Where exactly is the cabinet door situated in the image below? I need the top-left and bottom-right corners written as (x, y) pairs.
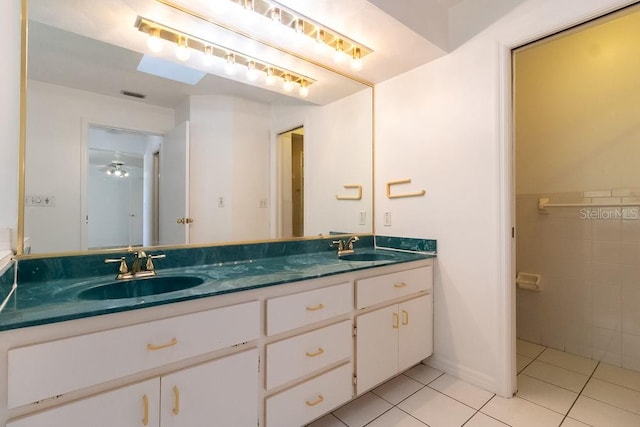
top-left (355, 304), bottom-right (398, 394)
top-left (398, 294), bottom-right (433, 372)
top-left (7, 379), bottom-right (160, 427)
top-left (160, 348), bottom-right (258, 427)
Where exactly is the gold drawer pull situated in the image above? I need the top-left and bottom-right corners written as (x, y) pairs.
top-left (306, 394), bottom-right (324, 407)
top-left (394, 282), bottom-right (407, 288)
top-left (142, 395), bottom-right (149, 426)
top-left (173, 386), bottom-right (180, 415)
top-left (147, 337), bottom-right (178, 351)
top-left (402, 310), bottom-right (409, 326)
top-left (306, 347), bottom-right (325, 357)
top-left (306, 303), bottom-right (325, 311)
top-left (392, 312), bottom-right (399, 329)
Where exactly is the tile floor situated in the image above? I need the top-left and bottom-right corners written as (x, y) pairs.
top-left (306, 339), bottom-right (640, 427)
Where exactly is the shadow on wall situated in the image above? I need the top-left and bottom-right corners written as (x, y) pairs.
top-left (369, 0), bottom-right (528, 52)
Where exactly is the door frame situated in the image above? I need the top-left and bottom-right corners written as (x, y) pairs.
top-left (80, 118), bottom-right (164, 250)
top-left (496, 0), bottom-right (636, 397)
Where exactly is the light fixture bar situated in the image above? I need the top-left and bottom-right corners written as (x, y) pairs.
top-left (135, 16), bottom-right (316, 88)
top-left (228, 0), bottom-right (373, 60)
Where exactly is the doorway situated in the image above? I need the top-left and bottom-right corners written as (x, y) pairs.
top-left (85, 126), bottom-right (161, 250)
top-left (513, 2), bottom-right (640, 378)
top-left (276, 127), bottom-right (305, 238)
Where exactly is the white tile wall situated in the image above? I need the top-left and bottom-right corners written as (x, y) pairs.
top-left (517, 190), bottom-right (640, 372)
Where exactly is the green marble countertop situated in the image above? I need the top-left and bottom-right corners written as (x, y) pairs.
top-left (0, 248), bottom-right (434, 331)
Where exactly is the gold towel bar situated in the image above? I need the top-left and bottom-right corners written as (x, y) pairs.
top-left (336, 184), bottom-right (362, 200)
top-left (386, 179), bottom-right (425, 199)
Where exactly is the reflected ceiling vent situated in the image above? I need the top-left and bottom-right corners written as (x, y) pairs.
top-left (120, 90), bottom-right (146, 99)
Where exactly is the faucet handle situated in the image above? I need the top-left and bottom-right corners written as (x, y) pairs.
top-left (331, 240), bottom-right (345, 251)
top-left (105, 257), bottom-right (129, 274)
top-left (145, 254), bottom-right (166, 271)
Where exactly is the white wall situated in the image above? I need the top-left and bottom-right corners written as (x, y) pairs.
top-left (271, 88), bottom-right (373, 237)
top-left (375, 0), bottom-right (637, 395)
top-left (25, 81), bottom-right (174, 253)
top-left (187, 95), bottom-right (271, 244)
top-left (0, 0), bottom-right (21, 247)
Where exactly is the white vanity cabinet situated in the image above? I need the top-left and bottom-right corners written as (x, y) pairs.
top-left (1, 258), bottom-right (435, 427)
top-left (7, 379), bottom-right (160, 427)
top-left (8, 300), bottom-right (260, 409)
top-left (264, 282), bottom-right (354, 427)
top-left (355, 266), bottom-right (433, 394)
top-left (159, 348), bottom-right (258, 427)
top-left (7, 349), bottom-right (258, 427)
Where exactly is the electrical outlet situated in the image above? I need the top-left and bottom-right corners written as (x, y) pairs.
top-left (359, 211), bottom-right (366, 225)
top-left (259, 199), bottom-right (268, 208)
top-left (217, 196), bottom-right (225, 208)
top-left (383, 211), bottom-right (391, 226)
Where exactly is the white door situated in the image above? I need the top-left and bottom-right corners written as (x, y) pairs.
top-left (398, 295), bottom-right (433, 372)
top-left (159, 121), bottom-right (190, 246)
top-left (7, 379), bottom-right (160, 427)
top-left (355, 305), bottom-right (399, 394)
top-left (160, 348), bottom-right (258, 427)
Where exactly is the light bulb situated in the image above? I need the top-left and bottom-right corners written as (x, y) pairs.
top-left (334, 39), bottom-right (349, 64)
top-left (299, 81), bottom-right (309, 98)
top-left (265, 68), bottom-right (276, 86)
top-left (246, 61), bottom-right (258, 82)
top-left (203, 45), bottom-right (214, 66)
top-left (225, 53), bottom-right (236, 75)
top-left (283, 75), bottom-right (294, 93)
top-left (243, 0), bottom-right (254, 10)
top-left (175, 37), bottom-right (190, 62)
top-left (314, 29), bottom-right (327, 53)
top-left (270, 8), bottom-right (281, 23)
top-left (147, 28), bottom-right (163, 53)
top-left (351, 48), bottom-right (363, 71)
top-left (294, 19), bottom-right (304, 35)
top-left (210, 0), bottom-right (230, 14)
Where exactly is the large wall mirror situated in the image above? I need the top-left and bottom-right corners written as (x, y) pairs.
top-left (21, 0), bottom-right (373, 255)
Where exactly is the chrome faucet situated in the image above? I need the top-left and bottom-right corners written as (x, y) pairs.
top-left (105, 250), bottom-right (166, 280)
top-left (332, 235), bottom-right (360, 256)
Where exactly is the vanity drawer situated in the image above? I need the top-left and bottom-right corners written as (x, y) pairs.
top-left (265, 363), bottom-right (352, 427)
top-left (266, 320), bottom-right (352, 390)
top-left (8, 300), bottom-right (259, 409)
top-left (356, 266), bottom-right (432, 309)
top-left (266, 282), bottom-right (352, 336)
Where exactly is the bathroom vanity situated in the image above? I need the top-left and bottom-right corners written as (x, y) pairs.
top-left (0, 243), bottom-right (434, 427)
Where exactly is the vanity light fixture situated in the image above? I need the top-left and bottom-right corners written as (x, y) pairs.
top-left (216, 0), bottom-right (373, 70)
top-left (136, 17), bottom-right (316, 97)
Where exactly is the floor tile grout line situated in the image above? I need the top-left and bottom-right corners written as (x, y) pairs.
top-left (590, 375), bottom-right (640, 394)
top-left (517, 370), bottom-right (587, 394)
top-left (425, 382), bottom-right (495, 413)
top-left (370, 380), bottom-right (427, 406)
top-left (558, 360), bottom-right (600, 426)
top-left (474, 395), bottom-right (513, 426)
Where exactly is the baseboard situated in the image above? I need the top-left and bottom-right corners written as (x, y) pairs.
top-left (423, 354), bottom-right (502, 396)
